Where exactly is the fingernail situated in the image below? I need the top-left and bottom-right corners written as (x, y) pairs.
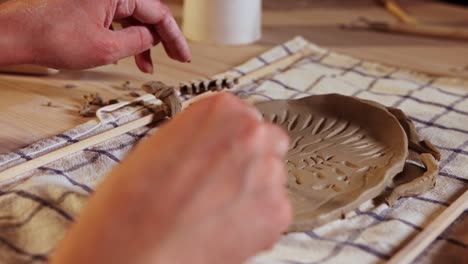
top-left (145, 64), bottom-right (154, 74)
top-left (277, 137), bottom-right (290, 155)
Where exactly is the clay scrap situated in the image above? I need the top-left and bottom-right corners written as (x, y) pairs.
top-left (179, 78), bottom-right (239, 95)
top-left (142, 81), bottom-right (182, 117)
top-left (79, 93), bottom-right (119, 117)
top-left (77, 81), bottom-right (183, 118)
top-left (256, 94), bottom-right (440, 232)
top-left (384, 107), bottom-right (441, 207)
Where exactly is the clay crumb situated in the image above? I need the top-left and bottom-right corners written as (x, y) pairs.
top-left (64, 84), bottom-right (77, 89)
top-left (83, 93), bottom-right (105, 106)
top-left (112, 80), bottom-right (138, 91)
top-left (79, 93), bottom-right (117, 117)
top-left (42, 101), bottom-right (61, 108)
top-left (108, 99), bottom-right (119, 105)
top-left (79, 105), bottom-right (97, 117)
top-left (128, 91), bottom-right (141, 98)
top-left (142, 81), bottom-right (171, 94)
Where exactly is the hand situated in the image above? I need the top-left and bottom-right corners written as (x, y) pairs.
top-left (51, 93), bottom-right (292, 264)
top-left (0, 0), bottom-right (190, 73)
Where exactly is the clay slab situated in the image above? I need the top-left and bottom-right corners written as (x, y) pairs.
top-left (256, 94), bottom-right (408, 232)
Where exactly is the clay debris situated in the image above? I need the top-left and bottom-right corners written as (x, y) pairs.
top-left (179, 77), bottom-right (239, 95)
top-left (79, 93), bottom-right (119, 117)
top-left (142, 81), bottom-right (182, 117)
top-left (64, 84), bottom-right (77, 89)
top-left (112, 81), bottom-right (139, 91)
top-left (42, 101), bottom-right (61, 108)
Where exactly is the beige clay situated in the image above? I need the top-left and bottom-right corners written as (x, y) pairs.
top-left (256, 94), bottom-right (440, 232)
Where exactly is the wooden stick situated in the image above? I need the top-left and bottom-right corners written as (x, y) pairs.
top-left (377, 0), bottom-right (418, 24)
top-left (0, 65), bottom-right (59, 75)
top-left (388, 189), bottom-right (468, 264)
top-left (345, 18), bottom-right (468, 41)
top-left (0, 48), bottom-right (313, 183)
top-left (0, 114), bottom-right (160, 184)
top-left (377, 22), bottom-right (468, 41)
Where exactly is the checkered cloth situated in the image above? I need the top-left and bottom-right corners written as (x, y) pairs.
top-left (0, 37), bottom-right (466, 263)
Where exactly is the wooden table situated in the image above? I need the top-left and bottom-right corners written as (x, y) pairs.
top-left (1, 0), bottom-right (468, 154)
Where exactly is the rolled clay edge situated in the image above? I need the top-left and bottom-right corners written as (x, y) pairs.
top-left (141, 81), bottom-right (182, 117)
top-left (412, 139), bottom-right (441, 161)
top-left (383, 107), bottom-right (441, 207)
top-left (386, 153), bottom-right (439, 207)
top-left (387, 107), bottom-right (441, 161)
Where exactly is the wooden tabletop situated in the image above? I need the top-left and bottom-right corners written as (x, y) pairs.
top-left (1, 0), bottom-right (468, 154)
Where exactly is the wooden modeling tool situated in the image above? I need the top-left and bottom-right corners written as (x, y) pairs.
top-left (0, 47), bottom-right (313, 184)
top-left (376, 0), bottom-right (418, 24)
top-left (0, 65), bottom-right (59, 75)
top-left (343, 17), bottom-right (468, 42)
top-left (345, 1), bottom-right (468, 41)
top-left (388, 189), bottom-right (468, 264)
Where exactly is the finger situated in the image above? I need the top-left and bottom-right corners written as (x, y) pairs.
top-left (246, 156), bottom-right (288, 194)
top-left (263, 123), bottom-right (290, 157)
top-left (129, 0), bottom-right (191, 62)
top-left (197, 93), bottom-right (262, 123)
top-left (155, 15), bottom-right (191, 62)
top-left (134, 49), bottom-right (154, 73)
top-left (107, 24), bottom-right (119, 64)
top-left (118, 18), bottom-right (160, 73)
top-left (106, 25), bottom-right (156, 62)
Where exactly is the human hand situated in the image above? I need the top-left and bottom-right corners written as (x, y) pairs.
top-left (51, 93), bottom-right (292, 264)
top-left (0, 0), bottom-right (190, 73)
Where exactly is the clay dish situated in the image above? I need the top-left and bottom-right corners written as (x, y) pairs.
top-left (256, 94), bottom-right (408, 232)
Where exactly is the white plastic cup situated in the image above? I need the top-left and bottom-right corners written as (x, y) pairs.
top-left (183, 0), bottom-right (262, 45)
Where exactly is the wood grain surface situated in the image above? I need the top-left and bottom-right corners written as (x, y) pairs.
top-left (0, 0), bottom-right (468, 154)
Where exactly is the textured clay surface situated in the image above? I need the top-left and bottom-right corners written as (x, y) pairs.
top-left (384, 107), bottom-right (441, 206)
top-left (256, 94), bottom-right (409, 232)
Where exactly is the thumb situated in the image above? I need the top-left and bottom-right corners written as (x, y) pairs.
top-left (106, 25), bottom-right (157, 64)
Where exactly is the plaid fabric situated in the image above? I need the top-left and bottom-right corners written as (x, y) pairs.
top-left (0, 37), bottom-right (466, 263)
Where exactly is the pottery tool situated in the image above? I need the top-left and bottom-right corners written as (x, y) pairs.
top-left (0, 65), bottom-right (59, 75)
top-left (388, 189), bottom-right (468, 264)
top-left (0, 47), bottom-right (313, 184)
top-left (376, 0), bottom-right (418, 24)
top-left (343, 17), bottom-right (468, 41)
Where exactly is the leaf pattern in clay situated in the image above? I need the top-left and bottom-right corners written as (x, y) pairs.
top-left (257, 94), bottom-right (407, 232)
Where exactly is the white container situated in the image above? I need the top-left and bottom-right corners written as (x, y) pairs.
top-left (183, 0), bottom-right (262, 45)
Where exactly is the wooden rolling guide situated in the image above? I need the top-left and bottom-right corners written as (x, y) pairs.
top-left (388, 190), bottom-right (468, 264)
